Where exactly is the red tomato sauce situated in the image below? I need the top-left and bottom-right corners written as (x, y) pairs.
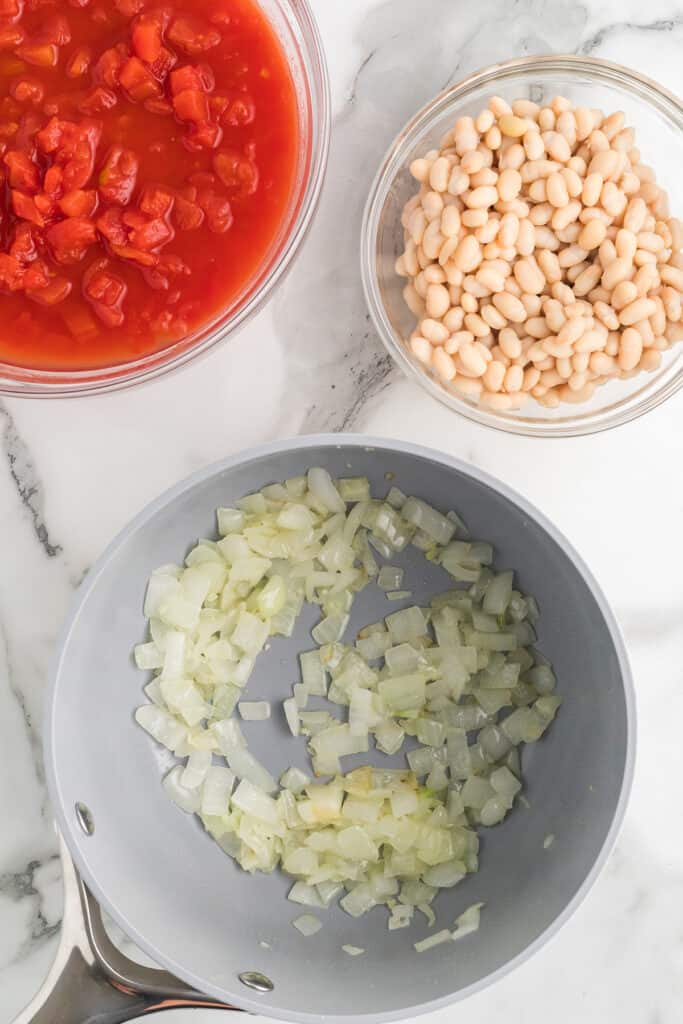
top-left (0, 0), bottom-right (299, 371)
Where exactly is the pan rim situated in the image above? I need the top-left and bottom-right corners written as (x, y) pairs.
top-left (44, 433), bottom-right (637, 1023)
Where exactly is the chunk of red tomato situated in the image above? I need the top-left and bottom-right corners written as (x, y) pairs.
top-left (83, 257), bottom-right (127, 327)
top-left (10, 76), bottom-right (44, 105)
top-left (46, 216), bottom-right (97, 264)
top-left (26, 275), bottom-right (72, 305)
top-left (35, 13), bottom-right (71, 46)
top-left (16, 43), bottom-right (59, 68)
top-left (183, 121), bottom-right (223, 151)
top-left (59, 188), bottom-right (98, 218)
top-left (0, 252), bottom-right (25, 290)
top-left (92, 43), bottom-right (129, 87)
top-left (0, 22), bottom-right (24, 49)
top-left (213, 149), bottom-right (259, 197)
top-left (96, 206), bottom-right (128, 246)
top-left (172, 88), bottom-right (209, 124)
top-left (9, 222), bottom-right (37, 263)
top-left (0, 0), bottom-right (22, 22)
top-left (169, 64), bottom-right (214, 96)
top-left (11, 189), bottom-right (44, 225)
top-left (167, 15), bottom-right (221, 56)
top-left (196, 189), bottom-right (232, 234)
top-left (4, 149), bottom-right (40, 191)
top-left (138, 183), bottom-right (174, 218)
top-left (119, 56), bottom-right (161, 101)
top-left (79, 87), bottom-right (117, 115)
top-left (173, 193), bottom-right (204, 230)
top-left (98, 146), bottom-right (139, 206)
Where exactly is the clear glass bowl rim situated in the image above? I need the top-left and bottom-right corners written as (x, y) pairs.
top-left (0, 0), bottom-right (331, 399)
top-left (361, 54), bottom-right (683, 438)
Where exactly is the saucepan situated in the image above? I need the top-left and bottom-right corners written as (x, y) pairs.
top-left (25, 435), bottom-right (634, 1023)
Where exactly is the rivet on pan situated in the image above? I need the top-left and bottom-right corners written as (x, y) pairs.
top-left (75, 802), bottom-right (95, 836)
top-left (239, 971), bottom-right (274, 993)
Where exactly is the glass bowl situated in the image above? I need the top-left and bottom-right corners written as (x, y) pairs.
top-left (361, 55), bottom-right (683, 437)
top-left (0, 0), bottom-right (330, 398)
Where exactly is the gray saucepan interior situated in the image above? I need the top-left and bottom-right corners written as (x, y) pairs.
top-left (45, 437), bottom-right (633, 1023)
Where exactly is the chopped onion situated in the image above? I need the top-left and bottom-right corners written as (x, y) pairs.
top-left (283, 697), bottom-right (300, 737)
top-left (200, 766), bottom-right (234, 816)
top-left (292, 914), bottom-right (323, 936)
top-left (452, 902), bottom-right (484, 941)
top-left (341, 944), bottom-right (365, 956)
top-left (225, 748), bottom-right (277, 794)
top-left (378, 566), bottom-right (404, 591)
top-left (414, 928), bottom-right (452, 953)
top-left (135, 467), bottom-right (560, 938)
top-left (238, 701), bottom-right (271, 721)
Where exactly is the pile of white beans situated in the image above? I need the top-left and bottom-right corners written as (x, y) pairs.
top-left (395, 95), bottom-right (683, 410)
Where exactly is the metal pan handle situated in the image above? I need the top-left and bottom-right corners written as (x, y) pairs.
top-left (13, 836), bottom-right (234, 1024)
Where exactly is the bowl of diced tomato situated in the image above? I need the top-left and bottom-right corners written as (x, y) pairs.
top-left (0, 0), bottom-right (329, 395)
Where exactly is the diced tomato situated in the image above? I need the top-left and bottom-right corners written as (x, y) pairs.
top-left (59, 188), bottom-right (98, 218)
top-left (42, 91), bottom-right (86, 119)
top-left (37, 118), bottom-right (102, 192)
top-left (14, 110), bottom-right (42, 151)
top-left (142, 252), bottom-right (189, 290)
top-left (138, 183), bottom-right (174, 218)
top-left (10, 222), bottom-right (36, 262)
top-left (22, 258), bottom-right (49, 289)
top-left (196, 189), bottom-right (232, 234)
top-left (213, 149), bottom-right (259, 197)
top-left (143, 97), bottom-right (172, 116)
top-left (68, 0), bottom-right (91, 7)
top-left (43, 165), bottom-right (63, 197)
top-left (172, 89), bottom-right (210, 124)
top-left (16, 43), bottom-right (59, 68)
top-left (131, 8), bottom-right (170, 63)
top-left (4, 149), bottom-right (39, 190)
top-left (12, 189), bottom-right (44, 225)
top-left (35, 13), bottom-right (71, 46)
top-left (35, 115), bottom-right (63, 153)
top-left (146, 45), bottom-right (176, 82)
top-left (83, 256), bottom-right (127, 327)
top-left (119, 55), bottom-right (161, 101)
top-left (0, 0), bottom-right (22, 21)
top-left (96, 206), bottom-right (128, 246)
top-left (92, 43), bottom-right (129, 87)
top-left (33, 191), bottom-right (59, 220)
top-left (167, 15), bottom-right (220, 55)
top-left (110, 242), bottom-right (156, 266)
top-left (223, 94), bottom-right (255, 127)
top-left (128, 216), bottom-right (173, 251)
top-left (98, 146), bottom-right (139, 206)
top-left (183, 121), bottom-right (222, 151)
top-left (63, 142), bottom-right (97, 191)
top-left (79, 87), bottom-right (117, 115)
top-left (0, 252), bottom-right (24, 290)
top-left (46, 216), bottom-right (97, 263)
top-left (173, 193), bottom-right (203, 230)
top-left (0, 22), bottom-right (24, 48)
top-left (169, 63), bottom-right (213, 96)
top-left (10, 76), bottom-right (44, 105)
top-left (66, 46), bottom-right (91, 78)
top-left (26, 275), bottom-right (72, 305)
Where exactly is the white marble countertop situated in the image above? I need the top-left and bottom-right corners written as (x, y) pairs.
top-left (2, 1), bottom-right (683, 1021)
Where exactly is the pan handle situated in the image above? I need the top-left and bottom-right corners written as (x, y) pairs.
top-left (13, 836), bottom-right (236, 1024)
